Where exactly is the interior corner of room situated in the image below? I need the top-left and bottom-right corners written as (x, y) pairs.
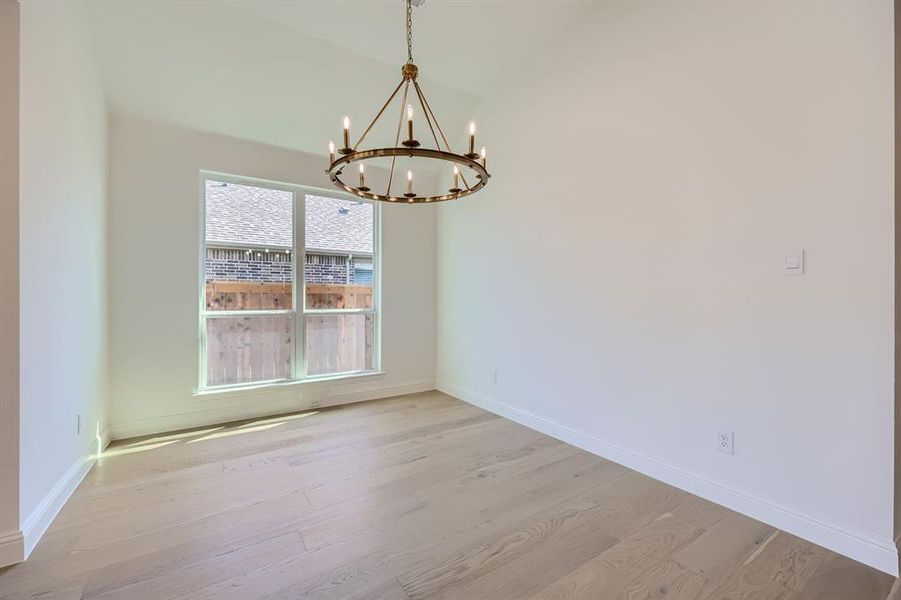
top-left (0, 0), bottom-right (899, 598)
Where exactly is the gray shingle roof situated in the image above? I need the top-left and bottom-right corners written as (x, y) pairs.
top-left (205, 180), bottom-right (373, 254)
top-left (304, 195), bottom-right (373, 254)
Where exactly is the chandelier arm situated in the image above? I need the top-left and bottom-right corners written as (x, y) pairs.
top-left (411, 80), bottom-right (441, 151)
top-left (354, 78), bottom-right (406, 151)
top-left (386, 80), bottom-right (411, 198)
top-left (414, 80), bottom-right (472, 190)
top-left (412, 81), bottom-right (449, 151)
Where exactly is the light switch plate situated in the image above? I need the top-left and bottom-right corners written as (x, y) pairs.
top-left (783, 250), bottom-right (804, 276)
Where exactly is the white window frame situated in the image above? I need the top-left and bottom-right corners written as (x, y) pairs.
top-left (197, 170), bottom-right (382, 392)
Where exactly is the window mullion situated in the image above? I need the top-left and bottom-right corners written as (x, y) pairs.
top-left (303, 308), bottom-right (374, 315)
top-left (296, 189), bottom-right (306, 380)
top-left (205, 310), bottom-right (293, 317)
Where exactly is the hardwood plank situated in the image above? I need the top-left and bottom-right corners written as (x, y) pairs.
top-left (526, 513), bottom-right (704, 600)
top-left (397, 501), bottom-right (619, 599)
top-left (613, 559), bottom-right (716, 600)
top-left (673, 510), bottom-right (777, 584)
top-left (86, 531), bottom-right (306, 599)
top-left (577, 470), bottom-right (685, 539)
top-left (707, 531), bottom-right (833, 599)
top-left (0, 572), bottom-right (88, 600)
top-left (0, 392), bottom-right (891, 600)
top-left (223, 454), bottom-right (627, 599)
top-left (796, 554), bottom-right (894, 600)
top-left (436, 519), bottom-right (616, 600)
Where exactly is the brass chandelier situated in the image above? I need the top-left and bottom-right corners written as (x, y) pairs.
top-left (326, 0), bottom-right (490, 204)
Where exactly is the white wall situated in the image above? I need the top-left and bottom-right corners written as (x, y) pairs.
top-left (895, 0), bottom-right (901, 552)
top-left (437, 0), bottom-right (896, 574)
top-left (0, 0), bottom-right (21, 568)
top-left (19, 0), bottom-right (108, 556)
top-left (107, 116), bottom-right (436, 438)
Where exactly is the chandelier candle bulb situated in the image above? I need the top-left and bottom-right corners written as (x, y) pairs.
top-left (328, 141), bottom-right (336, 164)
top-left (453, 165), bottom-right (459, 188)
top-left (402, 104), bottom-right (420, 148)
top-left (407, 104), bottom-right (414, 141)
top-left (358, 163), bottom-right (369, 191)
top-left (342, 116), bottom-right (350, 152)
top-left (481, 146), bottom-right (486, 169)
top-left (407, 170), bottom-right (413, 195)
top-left (469, 121), bottom-right (476, 155)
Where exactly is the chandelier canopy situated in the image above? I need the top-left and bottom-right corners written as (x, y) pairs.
top-left (326, 0), bottom-right (490, 204)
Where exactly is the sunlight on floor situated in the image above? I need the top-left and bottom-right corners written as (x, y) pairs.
top-left (122, 427), bottom-right (226, 448)
top-left (94, 440), bottom-right (178, 459)
top-left (96, 410), bottom-right (323, 458)
top-left (186, 421), bottom-right (286, 443)
top-left (237, 411), bottom-right (320, 428)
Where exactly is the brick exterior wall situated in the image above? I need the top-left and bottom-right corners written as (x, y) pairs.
top-left (205, 248), bottom-right (292, 283)
top-left (206, 247), bottom-right (370, 285)
top-left (304, 253), bottom-right (350, 285)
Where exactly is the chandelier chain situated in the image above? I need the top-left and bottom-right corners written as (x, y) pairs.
top-left (405, 0), bottom-right (413, 63)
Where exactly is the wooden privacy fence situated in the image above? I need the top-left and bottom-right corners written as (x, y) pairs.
top-left (205, 281), bottom-right (374, 386)
top-left (205, 313), bottom-right (293, 386)
top-left (205, 281), bottom-right (372, 310)
top-left (305, 284), bottom-right (372, 309)
top-left (305, 313), bottom-right (373, 376)
top-left (206, 281), bottom-right (291, 311)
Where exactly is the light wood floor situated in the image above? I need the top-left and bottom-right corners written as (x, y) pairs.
top-left (0, 391), bottom-right (893, 599)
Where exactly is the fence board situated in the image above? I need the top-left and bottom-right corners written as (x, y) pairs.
top-left (305, 313), bottom-right (373, 376)
top-left (205, 282), bottom-right (372, 311)
top-left (204, 281), bottom-right (373, 384)
top-left (206, 315), bottom-right (293, 386)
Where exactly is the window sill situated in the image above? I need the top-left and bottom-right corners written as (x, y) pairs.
top-left (193, 370), bottom-right (386, 400)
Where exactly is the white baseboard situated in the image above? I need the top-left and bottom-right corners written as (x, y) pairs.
top-left (98, 423), bottom-right (111, 454)
top-left (110, 379), bottom-right (436, 441)
top-left (0, 529), bottom-right (24, 568)
top-left (437, 380), bottom-right (899, 577)
top-left (324, 378), bottom-right (435, 405)
top-left (21, 449), bottom-right (96, 559)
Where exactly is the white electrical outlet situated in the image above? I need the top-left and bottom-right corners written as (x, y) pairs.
top-left (77, 414), bottom-right (82, 436)
top-left (488, 370), bottom-right (498, 384)
top-left (716, 430), bottom-right (734, 454)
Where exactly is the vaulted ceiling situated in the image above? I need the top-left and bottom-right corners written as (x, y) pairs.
top-left (85, 0), bottom-right (595, 157)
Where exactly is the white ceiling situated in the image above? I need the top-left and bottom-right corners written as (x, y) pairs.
top-left (86, 0), bottom-right (595, 157)
top-left (220, 1), bottom-right (595, 96)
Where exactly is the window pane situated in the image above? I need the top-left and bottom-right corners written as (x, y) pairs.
top-left (205, 180), bottom-right (293, 311)
top-left (206, 315), bottom-right (293, 386)
top-left (305, 313), bottom-right (373, 376)
top-left (304, 195), bottom-right (373, 309)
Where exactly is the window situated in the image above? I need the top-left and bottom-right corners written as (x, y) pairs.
top-left (200, 175), bottom-right (378, 389)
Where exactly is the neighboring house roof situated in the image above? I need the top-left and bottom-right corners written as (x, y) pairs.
top-left (205, 180), bottom-right (373, 254)
top-left (305, 195), bottom-right (373, 254)
top-left (205, 181), bottom-right (292, 248)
